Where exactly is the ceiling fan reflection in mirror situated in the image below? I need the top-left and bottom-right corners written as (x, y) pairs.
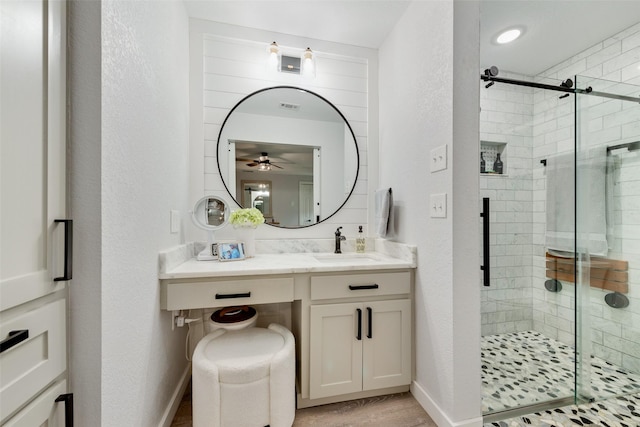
top-left (238, 152), bottom-right (283, 171)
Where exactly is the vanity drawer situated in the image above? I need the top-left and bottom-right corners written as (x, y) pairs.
top-left (0, 299), bottom-right (66, 423)
top-left (311, 271), bottom-right (410, 301)
top-left (162, 276), bottom-right (294, 310)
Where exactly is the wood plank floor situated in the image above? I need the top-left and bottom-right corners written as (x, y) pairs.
top-left (170, 381), bottom-right (437, 427)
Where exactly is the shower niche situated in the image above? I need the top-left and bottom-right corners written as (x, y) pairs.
top-left (480, 141), bottom-right (507, 175)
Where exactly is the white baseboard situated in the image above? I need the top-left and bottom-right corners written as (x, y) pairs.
top-left (410, 381), bottom-right (483, 427)
top-left (158, 363), bottom-right (192, 427)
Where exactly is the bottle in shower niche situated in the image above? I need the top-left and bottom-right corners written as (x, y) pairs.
top-left (493, 153), bottom-right (503, 174)
top-left (480, 152), bottom-right (486, 173)
top-left (356, 226), bottom-right (365, 253)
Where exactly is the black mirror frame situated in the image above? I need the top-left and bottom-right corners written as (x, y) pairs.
top-left (216, 85), bottom-right (360, 229)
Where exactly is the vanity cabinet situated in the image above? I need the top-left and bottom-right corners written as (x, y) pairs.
top-left (307, 271), bottom-right (412, 400)
top-left (309, 299), bottom-right (411, 399)
top-left (159, 251), bottom-right (415, 409)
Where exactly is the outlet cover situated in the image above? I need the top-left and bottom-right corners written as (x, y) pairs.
top-left (430, 144), bottom-right (447, 172)
top-left (430, 193), bottom-right (447, 218)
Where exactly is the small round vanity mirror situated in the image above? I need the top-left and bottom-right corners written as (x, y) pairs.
top-left (217, 86), bottom-right (359, 228)
top-left (192, 196), bottom-right (230, 230)
top-left (191, 196), bottom-right (230, 261)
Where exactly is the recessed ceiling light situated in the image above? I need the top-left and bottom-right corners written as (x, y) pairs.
top-left (495, 27), bottom-right (524, 45)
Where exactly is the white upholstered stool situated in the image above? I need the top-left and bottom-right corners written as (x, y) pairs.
top-left (192, 323), bottom-right (295, 427)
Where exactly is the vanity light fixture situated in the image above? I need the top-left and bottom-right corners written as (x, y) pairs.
top-left (267, 41), bottom-right (281, 72)
top-left (301, 47), bottom-right (315, 77)
top-left (495, 27), bottom-right (523, 44)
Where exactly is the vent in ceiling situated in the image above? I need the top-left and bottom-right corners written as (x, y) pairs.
top-left (279, 102), bottom-right (300, 111)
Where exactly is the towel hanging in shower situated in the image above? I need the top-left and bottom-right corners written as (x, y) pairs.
top-left (545, 149), bottom-right (608, 256)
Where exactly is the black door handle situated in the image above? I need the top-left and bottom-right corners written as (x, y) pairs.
top-left (215, 292), bottom-right (251, 299)
top-left (356, 308), bottom-right (362, 340)
top-left (54, 219), bottom-right (73, 281)
top-left (480, 198), bottom-right (490, 286)
top-left (367, 307), bottom-right (372, 339)
top-left (55, 393), bottom-right (74, 427)
top-left (0, 329), bottom-right (29, 353)
top-left (349, 284), bottom-right (379, 290)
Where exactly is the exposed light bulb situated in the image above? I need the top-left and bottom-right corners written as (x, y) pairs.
top-left (268, 41), bottom-right (280, 71)
top-left (302, 47), bottom-right (315, 77)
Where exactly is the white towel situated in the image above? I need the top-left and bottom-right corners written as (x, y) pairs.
top-left (375, 188), bottom-right (393, 237)
top-left (545, 149), bottom-right (608, 256)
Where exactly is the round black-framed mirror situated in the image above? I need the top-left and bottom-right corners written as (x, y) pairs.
top-left (216, 86), bottom-right (359, 228)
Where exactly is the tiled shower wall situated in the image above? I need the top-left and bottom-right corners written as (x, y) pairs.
top-left (481, 22), bottom-right (640, 375)
top-left (534, 22), bottom-right (640, 374)
top-left (479, 71), bottom-right (535, 335)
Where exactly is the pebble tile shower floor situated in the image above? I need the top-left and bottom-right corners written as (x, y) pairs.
top-left (482, 331), bottom-right (640, 426)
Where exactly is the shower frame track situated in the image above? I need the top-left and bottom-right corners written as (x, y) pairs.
top-left (480, 74), bottom-right (640, 104)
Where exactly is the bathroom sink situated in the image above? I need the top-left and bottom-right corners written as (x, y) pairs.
top-left (313, 254), bottom-right (378, 263)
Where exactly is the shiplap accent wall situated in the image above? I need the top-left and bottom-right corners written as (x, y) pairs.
top-left (189, 22), bottom-right (372, 242)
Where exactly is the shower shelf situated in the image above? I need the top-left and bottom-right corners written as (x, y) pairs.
top-left (480, 140), bottom-right (507, 175)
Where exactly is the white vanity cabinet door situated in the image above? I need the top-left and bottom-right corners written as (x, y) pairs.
top-left (362, 299), bottom-right (412, 391)
top-left (309, 302), bottom-right (363, 399)
top-left (309, 299), bottom-right (412, 399)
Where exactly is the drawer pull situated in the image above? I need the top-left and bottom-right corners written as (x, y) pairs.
top-left (55, 393), bottom-right (74, 427)
top-left (356, 308), bottom-right (362, 340)
top-left (0, 329), bottom-right (29, 353)
top-left (367, 307), bottom-right (373, 339)
top-left (349, 284), bottom-right (379, 291)
top-left (215, 292), bottom-right (251, 299)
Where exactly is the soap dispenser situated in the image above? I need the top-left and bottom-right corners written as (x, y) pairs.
top-left (356, 226), bottom-right (365, 253)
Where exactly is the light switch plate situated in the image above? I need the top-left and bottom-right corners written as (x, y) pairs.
top-left (430, 193), bottom-right (447, 218)
top-left (170, 210), bottom-right (180, 234)
top-left (430, 144), bottom-right (447, 172)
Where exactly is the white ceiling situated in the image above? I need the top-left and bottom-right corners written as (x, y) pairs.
top-left (184, 0), bottom-right (411, 49)
top-left (183, 1), bottom-right (640, 76)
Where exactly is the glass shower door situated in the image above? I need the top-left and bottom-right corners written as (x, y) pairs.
top-left (480, 75), bottom-right (578, 416)
top-left (575, 75), bottom-right (640, 404)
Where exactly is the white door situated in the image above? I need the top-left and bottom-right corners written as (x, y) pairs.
top-left (0, 0), bottom-right (69, 424)
top-left (299, 181), bottom-right (314, 226)
top-left (362, 299), bottom-right (412, 391)
top-left (309, 303), bottom-right (363, 399)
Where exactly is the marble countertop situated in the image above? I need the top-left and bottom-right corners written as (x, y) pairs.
top-left (159, 251), bottom-right (415, 280)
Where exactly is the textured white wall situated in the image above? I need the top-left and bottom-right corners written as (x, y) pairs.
top-left (379, 1), bottom-right (481, 425)
top-left (69, 1), bottom-right (191, 425)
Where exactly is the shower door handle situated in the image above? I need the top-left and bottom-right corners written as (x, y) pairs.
top-left (480, 197), bottom-right (490, 286)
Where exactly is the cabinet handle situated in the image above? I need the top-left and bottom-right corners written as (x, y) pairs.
top-left (54, 219), bottom-right (73, 281)
top-left (215, 292), bottom-right (251, 299)
top-left (0, 329), bottom-right (29, 353)
top-left (348, 284), bottom-right (379, 291)
top-left (55, 393), bottom-right (74, 427)
top-left (356, 308), bottom-right (362, 340)
top-left (367, 307), bottom-right (372, 339)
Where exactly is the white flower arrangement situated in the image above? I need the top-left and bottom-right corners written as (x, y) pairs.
top-left (229, 207), bottom-right (265, 227)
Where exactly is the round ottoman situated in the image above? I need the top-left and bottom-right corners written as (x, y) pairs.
top-left (192, 323), bottom-right (295, 427)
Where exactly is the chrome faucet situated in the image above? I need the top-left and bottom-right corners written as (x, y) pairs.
top-left (334, 227), bottom-right (346, 253)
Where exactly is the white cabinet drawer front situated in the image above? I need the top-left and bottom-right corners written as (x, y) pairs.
top-left (310, 271), bottom-right (410, 300)
top-left (3, 380), bottom-right (67, 427)
top-left (163, 277), bottom-right (294, 310)
top-left (0, 299), bottom-right (66, 423)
